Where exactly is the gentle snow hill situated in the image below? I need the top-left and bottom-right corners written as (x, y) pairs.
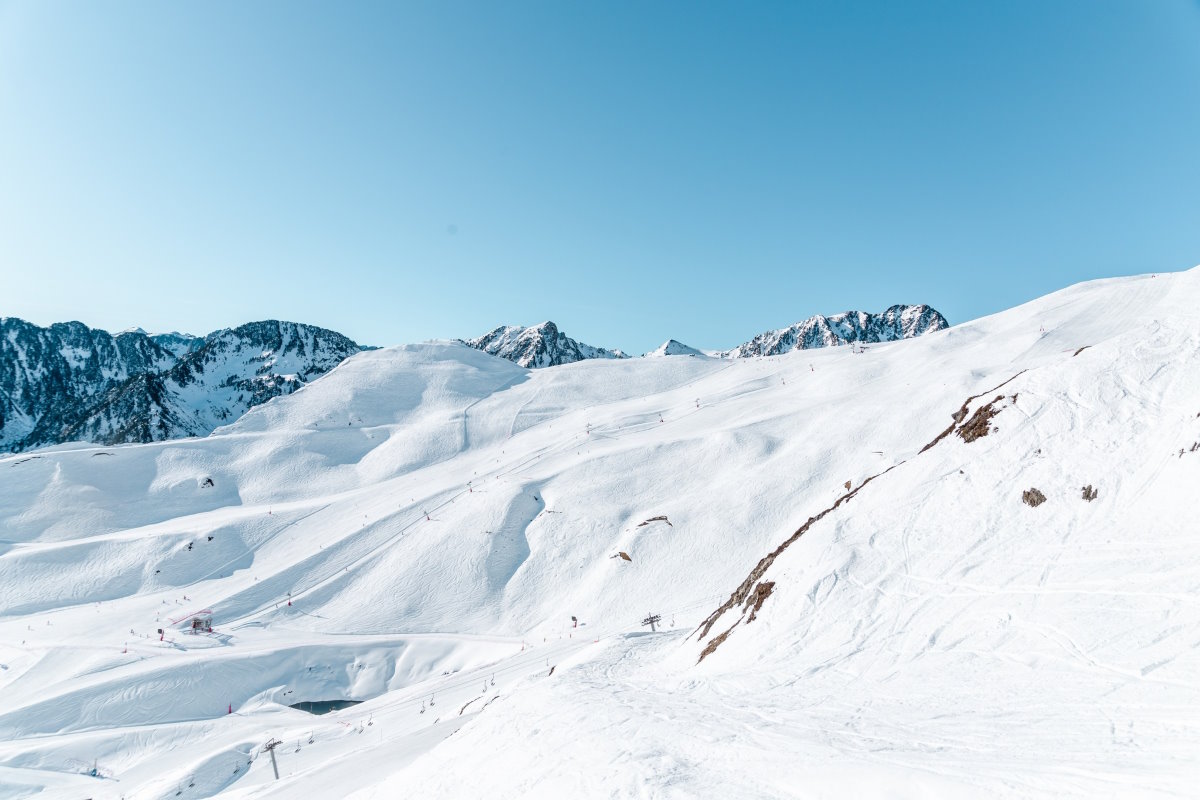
top-left (3, 306), bottom-right (941, 455)
top-left (0, 270), bottom-right (1198, 799)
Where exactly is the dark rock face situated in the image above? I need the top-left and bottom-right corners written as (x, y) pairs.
top-left (60, 372), bottom-right (192, 445)
top-left (722, 305), bottom-right (949, 358)
top-left (0, 318), bottom-right (176, 450)
top-left (0, 318), bottom-right (359, 452)
top-left (148, 331), bottom-right (204, 359)
top-left (463, 322), bottom-right (627, 369)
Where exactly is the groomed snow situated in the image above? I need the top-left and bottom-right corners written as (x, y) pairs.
top-left (1, 269), bottom-right (1197, 798)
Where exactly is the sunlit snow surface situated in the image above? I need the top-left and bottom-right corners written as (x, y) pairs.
top-left (1, 270), bottom-right (1198, 798)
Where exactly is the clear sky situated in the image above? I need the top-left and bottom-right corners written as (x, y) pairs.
top-left (2, 1), bottom-right (1199, 353)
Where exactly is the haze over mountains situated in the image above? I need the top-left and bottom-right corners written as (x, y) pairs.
top-left (0, 305), bottom-right (946, 452)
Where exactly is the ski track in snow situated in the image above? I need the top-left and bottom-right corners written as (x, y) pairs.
top-left (0, 270), bottom-right (1199, 798)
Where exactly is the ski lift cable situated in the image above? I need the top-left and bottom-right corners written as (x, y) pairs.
top-left (224, 484), bottom-right (468, 625)
top-left (348, 592), bottom-right (729, 718)
top-left (221, 595), bottom-right (733, 750)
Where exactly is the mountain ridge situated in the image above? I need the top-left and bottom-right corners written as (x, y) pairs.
top-left (720, 303), bottom-right (949, 358)
top-left (466, 303), bottom-right (948, 367)
top-left (1, 302), bottom-right (947, 452)
top-left (0, 318), bottom-right (359, 452)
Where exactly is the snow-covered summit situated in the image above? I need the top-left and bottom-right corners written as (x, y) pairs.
top-left (468, 305), bottom-right (947, 369)
top-left (0, 318), bottom-right (359, 451)
top-left (644, 338), bottom-right (708, 358)
top-left (722, 303), bottom-right (948, 358)
top-left (463, 321), bottom-right (628, 368)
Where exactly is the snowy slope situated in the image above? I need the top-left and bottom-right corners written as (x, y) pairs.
top-left (146, 320), bottom-right (361, 437)
top-left (0, 270), bottom-right (1197, 799)
top-left (4, 307), bottom-right (942, 454)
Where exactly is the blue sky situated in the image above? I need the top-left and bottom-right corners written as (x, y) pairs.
top-left (2, 1), bottom-right (1199, 353)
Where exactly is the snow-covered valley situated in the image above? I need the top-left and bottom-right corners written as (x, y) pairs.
top-left (1, 270), bottom-right (1197, 799)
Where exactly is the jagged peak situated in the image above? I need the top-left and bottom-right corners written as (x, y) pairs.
top-left (463, 321), bottom-right (626, 369)
top-left (721, 304), bottom-right (948, 359)
top-left (1, 318), bottom-right (361, 452)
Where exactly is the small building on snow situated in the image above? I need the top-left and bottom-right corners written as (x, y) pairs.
top-left (185, 611), bottom-right (213, 634)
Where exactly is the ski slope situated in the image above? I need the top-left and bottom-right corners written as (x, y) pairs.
top-left (1, 269), bottom-right (1197, 798)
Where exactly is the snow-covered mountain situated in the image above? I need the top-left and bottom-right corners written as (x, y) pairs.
top-left (3, 307), bottom-right (943, 453)
top-left (69, 320), bottom-right (361, 445)
top-left (0, 318), bottom-right (177, 451)
top-left (0, 319), bottom-right (359, 451)
top-left (0, 272), bottom-right (1196, 798)
top-left (149, 331), bottom-right (205, 359)
top-left (722, 303), bottom-right (948, 358)
top-left (117, 328), bottom-right (205, 359)
top-left (463, 321), bottom-right (628, 368)
top-left (468, 305), bottom-right (946, 369)
top-left (644, 338), bottom-right (708, 357)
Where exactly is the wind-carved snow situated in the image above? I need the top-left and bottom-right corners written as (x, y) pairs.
top-left (0, 270), bottom-right (1197, 798)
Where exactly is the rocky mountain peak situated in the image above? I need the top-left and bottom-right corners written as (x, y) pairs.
top-left (0, 318), bottom-right (359, 452)
top-left (466, 305), bottom-right (948, 369)
top-left (463, 321), bottom-right (628, 369)
top-left (721, 304), bottom-right (949, 359)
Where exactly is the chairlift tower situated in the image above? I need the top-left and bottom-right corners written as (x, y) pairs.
top-left (263, 738), bottom-right (282, 780)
